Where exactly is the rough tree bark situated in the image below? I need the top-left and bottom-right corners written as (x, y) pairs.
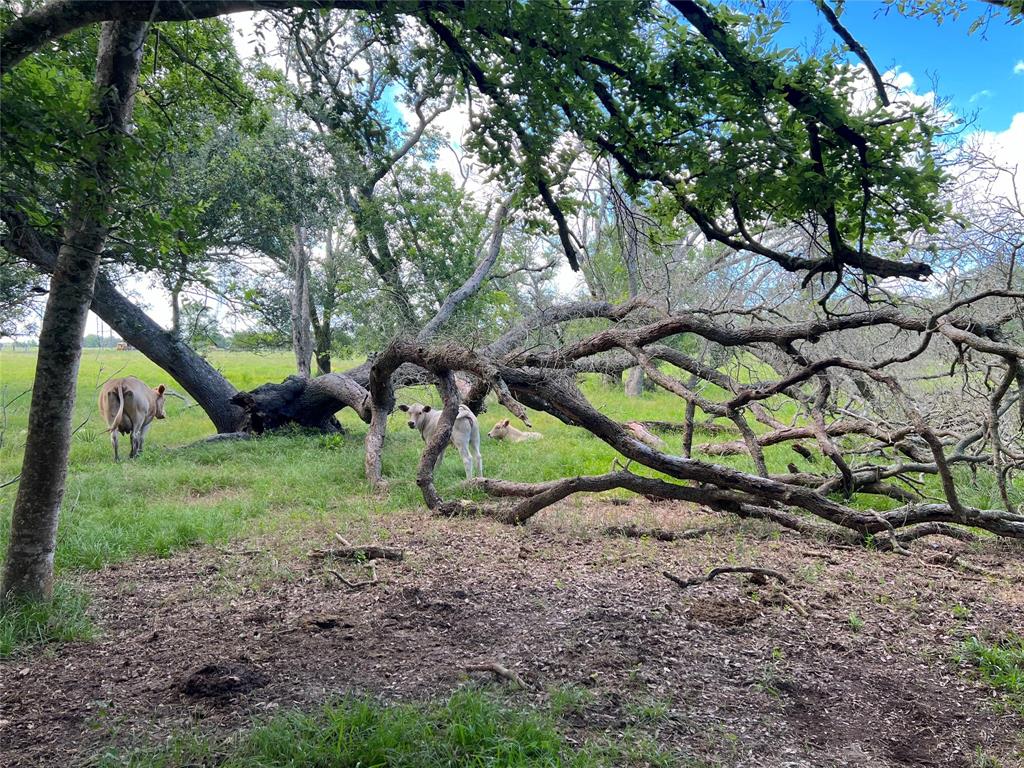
top-left (289, 224), bottom-right (314, 378)
top-left (170, 281), bottom-right (183, 338)
top-left (1, 20), bottom-right (149, 603)
top-left (309, 224), bottom-right (338, 375)
top-left (617, 185), bottom-right (645, 398)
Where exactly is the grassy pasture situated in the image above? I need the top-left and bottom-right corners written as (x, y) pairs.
top-left (0, 347), bottom-right (779, 574)
top-left (1, 347), bottom-right (1007, 576)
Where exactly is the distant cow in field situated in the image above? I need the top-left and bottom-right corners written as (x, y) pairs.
top-left (98, 376), bottom-right (167, 461)
top-left (115, 342), bottom-right (131, 351)
top-left (487, 418), bottom-right (543, 443)
top-left (399, 402), bottom-right (483, 479)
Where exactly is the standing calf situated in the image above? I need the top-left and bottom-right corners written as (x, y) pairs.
top-left (98, 376), bottom-right (167, 461)
top-left (399, 402), bottom-right (483, 479)
top-left (487, 418), bottom-right (543, 443)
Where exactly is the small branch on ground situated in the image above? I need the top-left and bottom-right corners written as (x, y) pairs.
top-left (920, 552), bottom-right (1013, 581)
top-left (777, 591), bottom-right (810, 617)
top-left (604, 523), bottom-right (718, 541)
top-left (465, 661), bottom-right (531, 689)
top-left (326, 563), bottom-right (378, 590)
top-left (873, 522), bottom-right (978, 551)
top-left (309, 544), bottom-right (405, 561)
top-left (214, 546), bottom-right (262, 556)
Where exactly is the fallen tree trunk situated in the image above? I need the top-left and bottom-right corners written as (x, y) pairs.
top-left (354, 309), bottom-right (1024, 543)
top-left (230, 374), bottom-right (372, 433)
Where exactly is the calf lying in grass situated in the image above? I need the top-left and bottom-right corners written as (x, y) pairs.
top-left (399, 403), bottom-right (483, 479)
top-left (488, 419), bottom-right (543, 443)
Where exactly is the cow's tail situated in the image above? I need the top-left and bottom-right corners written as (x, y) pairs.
top-left (106, 383), bottom-right (126, 433)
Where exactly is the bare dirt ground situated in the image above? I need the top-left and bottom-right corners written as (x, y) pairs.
top-left (2, 500), bottom-right (1023, 767)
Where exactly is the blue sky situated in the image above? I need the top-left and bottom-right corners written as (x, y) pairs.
top-left (771, 1), bottom-right (1023, 132)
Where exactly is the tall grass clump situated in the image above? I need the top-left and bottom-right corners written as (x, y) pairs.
top-left (0, 584), bottom-right (94, 658)
top-left (96, 688), bottom-right (673, 767)
top-left (959, 635), bottom-right (1024, 715)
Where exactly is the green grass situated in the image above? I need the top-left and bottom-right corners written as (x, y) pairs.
top-left (547, 685), bottom-right (597, 718)
top-left (0, 583), bottom-right (94, 657)
top-left (94, 688), bottom-right (673, 767)
top-left (958, 635), bottom-right (1024, 715)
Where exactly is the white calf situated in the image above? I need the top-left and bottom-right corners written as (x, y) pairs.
top-left (399, 402), bottom-right (483, 479)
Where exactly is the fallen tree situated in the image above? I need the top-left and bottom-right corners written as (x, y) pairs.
top-left (356, 289), bottom-right (1024, 546)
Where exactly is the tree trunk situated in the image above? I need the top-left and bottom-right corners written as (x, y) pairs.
top-left (2, 20), bottom-right (148, 604)
top-left (621, 190), bottom-right (644, 398)
top-left (310, 225), bottom-right (334, 375)
top-left (230, 373), bottom-right (371, 433)
top-left (289, 224), bottom-right (314, 378)
top-left (311, 309), bottom-right (332, 374)
top-left (624, 366), bottom-right (645, 397)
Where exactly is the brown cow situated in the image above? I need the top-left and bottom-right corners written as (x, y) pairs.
top-left (98, 376), bottom-right (167, 461)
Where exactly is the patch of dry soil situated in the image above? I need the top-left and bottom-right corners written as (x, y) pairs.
top-left (1, 501), bottom-right (1022, 767)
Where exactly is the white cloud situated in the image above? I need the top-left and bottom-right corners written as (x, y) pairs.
top-left (1014, 60), bottom-right (1024, 75)
top-left (968, 89), bottom-right (992, 103)
top-left (959, 112), bottom-right (1024, 202)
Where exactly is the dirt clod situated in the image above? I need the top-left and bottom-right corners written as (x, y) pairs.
top-left (179, 661), bottom-right (268, 700)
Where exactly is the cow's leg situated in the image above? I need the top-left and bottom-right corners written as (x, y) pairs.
top-left (455, 438), bottom-right (473, 480)
top-left (137, 421), bottom-right (152, 457)
top-left (111, 431), bottom-right (120, 462)
top-left (472, 423), bottom-right (483, 477)
top-left (130, 426), bottom-right (143, 459)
